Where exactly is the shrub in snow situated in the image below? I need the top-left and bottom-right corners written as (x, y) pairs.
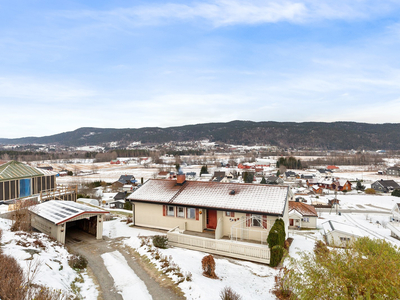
top-left (270, 245), bottom-right (284, 267)
top-left (201, 254), bottom-right (218, 279)
top-left (68, 254), bottom-right (88, 270)
top-left (220, 286), bottom-right (242, 300)
top-left (314, 240), bottom-right (329, 261)
top-left (126, 217), bottom-right (133, 224)
top-left (365, 188), bottom-right (376, 194)
top-left (152, 235), bottom-right (168, 249)
top-left (185, 271), bottom-right (193, 282)
top-left (276, 237), bottom-right (400, 299)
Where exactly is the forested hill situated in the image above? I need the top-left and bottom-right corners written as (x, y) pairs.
top-left (1, 121), bottom-right (400, 150)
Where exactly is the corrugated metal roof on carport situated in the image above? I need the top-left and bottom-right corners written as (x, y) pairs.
top-left (29, 200), bottom-right (108, 225)
top-left (0, 160), bottom-right (44, 181)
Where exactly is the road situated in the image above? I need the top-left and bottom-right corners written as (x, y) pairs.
top-left (66, 228), bottom-right (183, 300)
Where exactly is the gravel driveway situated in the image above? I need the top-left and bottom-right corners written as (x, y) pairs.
top-left (66, 228), bottom-right (183, 300)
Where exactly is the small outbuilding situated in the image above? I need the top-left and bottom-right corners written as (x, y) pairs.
top-left (322, 220), bottom-right (362, 247)
top-left (30, 200), bottom-right (108, 244)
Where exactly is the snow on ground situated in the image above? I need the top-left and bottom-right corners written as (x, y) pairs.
top-left (299, 193), bottom-right (397, 211)
top-left (0, 218), bottom-right (98, 299)
top-left (287, 235), bottom-right (316, 261)
top-left (101, 250), bottom-right (152, 300)
top-left (104, 219), bottom-right (279, 299)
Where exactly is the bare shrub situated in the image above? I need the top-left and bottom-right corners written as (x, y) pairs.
top-left (271, 267), bottom-right (292, 300)
top-left (220, 286), bottom-right (242, 300)
top-left (33, 239), bottom-right (45, 248)
top-left (201, 254), bottom-right (218, 279)
top-left (365, 188), bottom-right (376, 194)
top-left (11, 199), bottom-right (38, 232)
top-left (126, 217), bottom-right (133, 224)
top-left (185, 271), bottom-right (193, 282)
top-left (0, 253), bottom-right (26, 300)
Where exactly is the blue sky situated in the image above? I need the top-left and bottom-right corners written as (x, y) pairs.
top-left (1, 0), bottom-right (400, 138)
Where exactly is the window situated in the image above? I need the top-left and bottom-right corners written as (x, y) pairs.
top-left (302, 218), bottom-right (309, 222)
top-left (340, 237), bottom-right (350, 242)
top-left (187, 208), bottom-right (196, 219)
top-left (252, 215), bottom-right (262, 227)
top-left (167, 205), bottom-right (175, 217)
top-left (226, 211), bottom-right (235, 217)
top-left (177, 207), bottom-right (185, 218)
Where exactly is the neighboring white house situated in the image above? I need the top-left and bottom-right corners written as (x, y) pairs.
top-left (322, 220), bottom-right (362, 247)
top-left (288, 201), bottom-right (318, 229)
top-left (387, 203), bottom-right (400, 239)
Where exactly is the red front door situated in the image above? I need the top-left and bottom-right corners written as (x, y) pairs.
top-left (207, 210), bottom-right (217, 229)
top-left (289, 219), bottom-right (294, 226)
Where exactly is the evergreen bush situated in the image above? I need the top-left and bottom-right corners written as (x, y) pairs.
top-left (270, 245), bottom-right (284, 267)
top-left (152, 235), bottom-right (168, 249)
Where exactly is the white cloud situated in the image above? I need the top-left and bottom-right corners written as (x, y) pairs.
top-left (58, 0), bottom-right (400, 28)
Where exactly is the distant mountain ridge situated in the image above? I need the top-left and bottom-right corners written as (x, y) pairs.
top-left (1, 121), bottom-right (400, 150)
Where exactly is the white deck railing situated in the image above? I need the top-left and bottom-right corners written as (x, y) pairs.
top-left (167, 227), bottom-right (270, 264)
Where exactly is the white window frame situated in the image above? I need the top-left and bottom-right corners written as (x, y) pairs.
top-left (177, 206), bottom-right (185, 218)
top-left (167, 205), bottom-right (175, 217)
top-left (252, 214), bottom-right (262, 227)
top-left (186, 207), bottom-right (196, 219)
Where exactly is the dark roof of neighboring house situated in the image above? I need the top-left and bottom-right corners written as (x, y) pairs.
top-left (266, 176), bottom-right (280, 182)
top-left (285, 171), bottom-right (296, 176)
top-left (289, 201), bottom-right (318, 217)
top-left (114, 192), bottom-right (127, 200)
top-left (127, 179), bottom-right (289, 216)
top-left (214, 171), bottom-right (226, 178)
top-left (116, 175), bottom-right (136, 184)
top-left (388, 166), bottom-right (400, 171)
top-left (374, 180), bottom-right (400, 189)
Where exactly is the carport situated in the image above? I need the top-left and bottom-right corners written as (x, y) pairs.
top-left (30, 200), bottom-right (108, 244)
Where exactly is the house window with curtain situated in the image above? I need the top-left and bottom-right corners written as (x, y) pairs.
top-left (187, 207), bottom-right (196, 219)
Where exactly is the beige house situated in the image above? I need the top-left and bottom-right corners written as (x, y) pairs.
top-left (127, 175), bottom-right (290, 264)
top-left (288, 201), bottom-right (318, 229)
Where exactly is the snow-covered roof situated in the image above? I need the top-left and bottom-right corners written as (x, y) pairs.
top-left (30, 200), bottom-right (107, 225)
top-left (77, 198), bottom-right (100, 206)
top-left (127, 179), bottom-right (289, 215)
top-left (322, 220), bottom-right (362, 237)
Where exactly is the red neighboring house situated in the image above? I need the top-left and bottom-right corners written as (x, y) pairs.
top-left (327, 165), bottom-right (339, 170)
top-left (238, 163), bottom-right (251, 169)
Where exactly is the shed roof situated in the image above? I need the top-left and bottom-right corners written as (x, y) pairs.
top-left (0, 161), bottom-right (44, 181)
top-left (127, 179), bottom-right (288, 215)
top-left (322, 220), bottom-right (362, 237)
top-left (29, 200), bottom-right (108, 225)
